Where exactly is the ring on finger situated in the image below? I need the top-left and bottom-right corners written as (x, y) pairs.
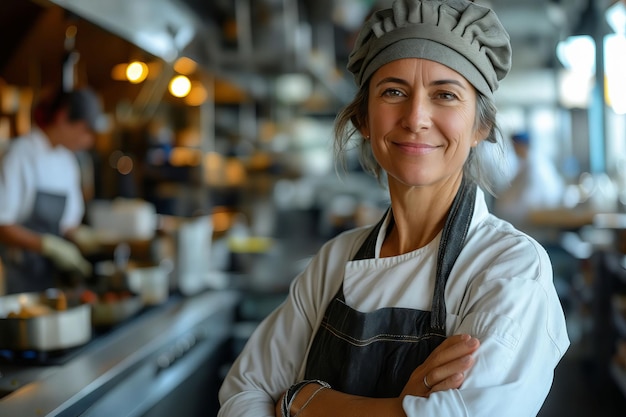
top-left (423, 375), bottom-right (433, 390)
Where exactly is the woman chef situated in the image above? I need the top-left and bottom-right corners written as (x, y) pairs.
top-left (218, 1), bottom-right (570, 416)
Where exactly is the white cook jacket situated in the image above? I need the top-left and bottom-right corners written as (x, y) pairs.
top-left (0, 128), bottom-right (84, 234)
top-left (218, 187), bottom-right (570, 417)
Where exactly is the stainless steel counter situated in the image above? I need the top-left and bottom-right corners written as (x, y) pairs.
top-left (0, 290), bottom-right (240, 417)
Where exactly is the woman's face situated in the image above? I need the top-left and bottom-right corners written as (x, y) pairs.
top-left (362, 58), bottom-right (486, 190)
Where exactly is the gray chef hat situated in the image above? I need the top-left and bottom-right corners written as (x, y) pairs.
top-left (34, 86), bottom-right (107, 132)
top-left (348, 0), bottom-right (512, 99)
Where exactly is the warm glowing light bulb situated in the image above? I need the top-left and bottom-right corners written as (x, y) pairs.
top-left (169, 75), bottom-right (192, 98)
top-left (126, 61), bottom-right (148, 84)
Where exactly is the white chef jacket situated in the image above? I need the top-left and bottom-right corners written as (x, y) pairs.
top-left (218, 187), bottom-right (570, 417)
top-left (0, 128), bottom-right (84, 234)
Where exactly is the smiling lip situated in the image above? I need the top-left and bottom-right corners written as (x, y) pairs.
top-left (394, 142), bottom-right (440, 155)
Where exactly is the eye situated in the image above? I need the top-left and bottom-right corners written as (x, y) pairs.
top-left (434, 90), bottom-right (459, 101)
top-left (381, 88), bottom-right (405, 100)
top-left (384, 87), bottom-right (406, 96)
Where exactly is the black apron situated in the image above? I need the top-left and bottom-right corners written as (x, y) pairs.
top-left (304, 178), bottom-right (476, 398)
top-left (2, 190), bottom-right (67, 294)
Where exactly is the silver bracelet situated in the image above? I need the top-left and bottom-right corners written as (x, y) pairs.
top-left (293, 385), bottom-right (328, 417)
top-left (282, 380), bottom-right (331, 417)
top-left (282, 381), bottom-right (310, 417)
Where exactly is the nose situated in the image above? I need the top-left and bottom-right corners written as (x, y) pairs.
top-left (401, 94), bottom-right (431, 133)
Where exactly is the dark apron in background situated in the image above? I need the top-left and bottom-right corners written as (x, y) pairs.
top-left (304, 178), bottom-right (476, 398)
top-left (2, 191), bottom-right (67, 294)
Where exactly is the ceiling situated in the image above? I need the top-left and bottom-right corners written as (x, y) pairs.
top-left (0, 0), bottom-right (620, 110)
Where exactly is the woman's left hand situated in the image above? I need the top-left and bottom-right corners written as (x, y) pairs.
top-left (400, 333), bottom-right (480, 398)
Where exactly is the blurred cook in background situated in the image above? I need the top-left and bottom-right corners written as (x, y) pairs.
top-left (0, 86), bottom-right (104, 294)
top-left (493, 131), bottom-right (566, 234)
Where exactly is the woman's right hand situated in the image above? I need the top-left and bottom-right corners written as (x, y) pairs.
top-left (400, 334), bottom-right (480, 398)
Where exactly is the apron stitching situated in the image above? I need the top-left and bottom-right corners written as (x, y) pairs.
top-left (319, 321), bottom-right (444, 347)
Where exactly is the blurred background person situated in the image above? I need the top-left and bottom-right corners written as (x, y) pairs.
top-left (493, 130), bottom-right (575, 315)
top-left (0, 86), bottom-right (104, 294)
top-left (493, 131), bottom-right (566, 235)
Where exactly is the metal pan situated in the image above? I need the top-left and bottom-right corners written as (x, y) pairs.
top-left (81, 260), bottom-right (145, 327)
top-left (0, 291), bottom-right (92, 351)
top-left (90, 293), bottom-right (143, 327)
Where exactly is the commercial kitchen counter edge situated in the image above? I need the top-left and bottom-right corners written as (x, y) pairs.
top-left (0, 289), bottom-right (240, 417)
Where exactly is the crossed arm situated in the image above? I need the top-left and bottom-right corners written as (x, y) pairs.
top-left (275, 334), bottom-right (480, 417)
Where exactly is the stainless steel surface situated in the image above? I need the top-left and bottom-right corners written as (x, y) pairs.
top-left (0, 292), bottom-right (92, 351)
top-left (0, 290), bottom-right (240, 417)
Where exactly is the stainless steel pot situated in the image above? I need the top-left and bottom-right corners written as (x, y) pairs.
top-left (90, 295), bottom-right (143, 327)
top-left (0, 292), bottom-right (92, 351)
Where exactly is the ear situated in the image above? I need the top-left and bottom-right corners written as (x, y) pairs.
top-left (358, 121), bottom-right (370, 140)
top-left (471, 124), bottom-right (491, 147)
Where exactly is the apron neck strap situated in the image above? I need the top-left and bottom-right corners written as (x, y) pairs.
top-left (350, 177), bottom-right (477, 332)
top-left (431, 177), bottom-right (476, 331)
top-left (352, 207), bottom-right (390, 261)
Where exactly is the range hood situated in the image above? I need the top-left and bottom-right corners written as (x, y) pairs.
top-left (47, 0), bottom-right (213, 65)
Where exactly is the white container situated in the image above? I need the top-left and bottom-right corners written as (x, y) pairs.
top-left (127, 261), bottom-right (172, 305)
top-left (175, 215), bottom-right (213, 295)
top-left (88, 199), bottom-right (157, 241)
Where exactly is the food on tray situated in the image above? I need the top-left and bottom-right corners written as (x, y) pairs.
top-left (80, 289), bottom-right (99, 304)
top-left (102, 291), bottom-right (120, 303)
top-left (90, 291), bottom-right (143, 327)
top-left (7, 303), bottom-right (53, 318)
top-left (78, 289), bottom-right (134, 305)
top-left (4, 290), bottom-right (68, 319)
